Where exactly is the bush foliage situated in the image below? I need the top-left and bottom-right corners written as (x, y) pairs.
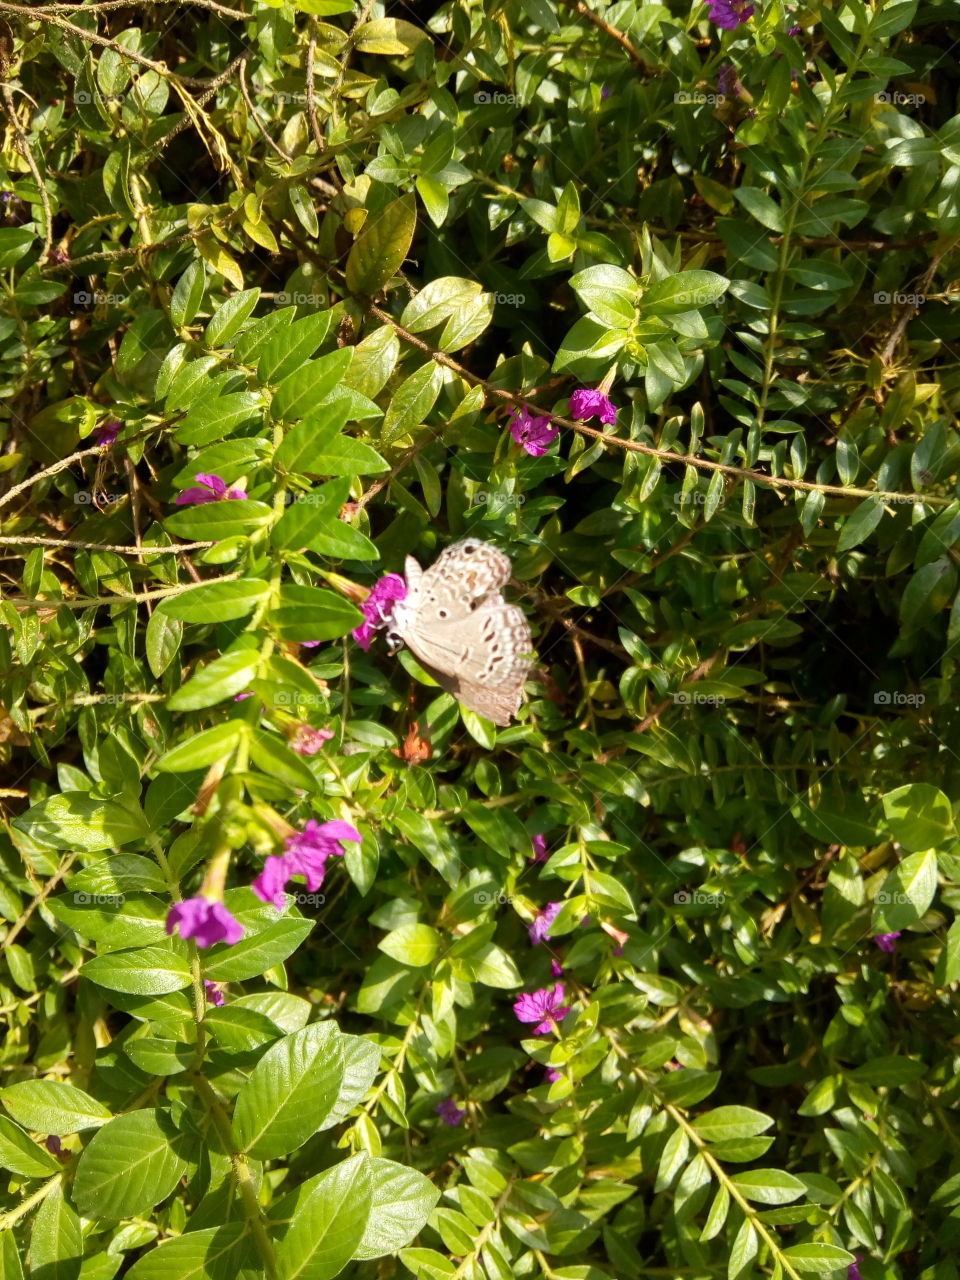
top-left (0, 0), bottom-right (957, 1277)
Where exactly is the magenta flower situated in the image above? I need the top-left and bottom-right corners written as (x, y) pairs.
top-left (550, 958), bottom-right (564, 978)
top-left (435, 1098), bottom-right (466, 1126)
top-left (300, 640), bottom-right (322, 649)
top-left (513, 983), bottom-right (570, 1034)
top-left (529, 902), bottom-right (563, 945)
top-left (252, 853), bottom-right (292, 910)
top-left (788, 23), bottom-right (802, 33)
top-left (544, 1066), bottom-right (563, 1083)
top-left (847, 1257), bottom-right (863, 1280)
top-left (166, 897), bottom-right (243, 948)
top-left (252, 820), bottom-right (361, 908)
top-left (530, 833), bottom-right (549, 863)
top-left (234, 692), bottom-right (254, 702)
top-left (665, 1059), bottom-right (682, 1071)
top-left (600, 85), bottom-right (611, 100)
top-left (353, 573), bottom-right (407, 651)
top-left (45, 1135), bottom-right (62, 1155)
top-left (705, 0), bottom-right (754, 28)
top-left (290, 725), bottom-right (334, 756)
top-left (873, 932), bottom-right (901, 953)
top-left (174, 473), bottom-right (247, 506)
top-left (569, 388), bottom-right (617, 426)
top-left (92, 418), bottom-right (121, 447)
top-left (204, 980), bottom-right (225, 1007)
top-left (508, 406), bottom-right (559, 456)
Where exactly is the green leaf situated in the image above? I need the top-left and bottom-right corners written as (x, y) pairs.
top-left (46, 891), bottom-right (168, 950)
top-left (729, 1169), bottom-right (806, 1204)
top-left (0, 1080), bottom-right (112, 1141)
top-left (0, 1114), bottom-right (62, 1177)
top-left (156, 721), bottom-right (246, 772)
top-left (345, 195), bottom-right (417, 295)
top-left (691, 1106), bottom-right (774, 1142)
top-left (234, 1023), bottom-right (346, 1158)
top-left (354, 1158), bottom-right (441, 1259)
top-left (146, 610), bottom-right (182, 677)
top-left (249, 729), bottom-right (320, 791)
top-left (837, 496), bottom-right (884, 553)
top-left (272, 349), bottom-right (354, 421)
top-left (353, 18), bottom-right (431, 53)
top-left (81, 945), bottom-right (193, 995)
top-left (170, 260), bottom-right (205, 330)
top-left (272, 477), bottom-right (350, 550)
top-left (27, 1183), bottom-right (81, 1280)
top-left (173, 391), bottom-right (263, 447)
top-left (873, 848), bottom-right (938, 931)
top-left (779, 1244), bottom-right (856, 1273)
top-left (202, 916), bottom-right (314, 981)
top-left (13, 793), bottom-right (148, 852)
top-left (167, 649), bottom-right (262, 711)
top-left (882, 783), bottom-right (955, 851)
top-left (848, 1055), bottom-right (926, 1085)
top-left (72, 1109), bottom-right (189, 1220)
top-left (378, 923), bottom-right (442, 967)
top-left (275, 409), bottom-right (388, 477)
top-left (733, 187), bottom-right (784, 231)
top-left (269, 584), bottom-right (364, 642)
top-left (276, 1153), bottom-right (373, 1279)
top-left (154, 579), bottom-right (270, 624)
top-left (381, 362), bottom-right (444, 445)
top-left (642, 270), bottom-right (730, 314)
top-left (568, 264), bottom-right (639, 327)
top-left (165, 498), bottom-right (274, 542)
top-left (204, 288), bottom-right (261, 348)
top-left (126, 1224), bottom-right (249, 1280)
top-left (258, 309), bottom-right (335, 383)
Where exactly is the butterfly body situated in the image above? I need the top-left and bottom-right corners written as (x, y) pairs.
top-left (387, 538), bottom-right (533, 726)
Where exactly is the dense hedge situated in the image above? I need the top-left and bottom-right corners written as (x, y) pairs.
top-left (0, 0), bottom-right (958, 1277)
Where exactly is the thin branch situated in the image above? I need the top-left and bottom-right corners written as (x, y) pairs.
top-left (0, 535), bottom-right (214, 553)
top-left (2, 83), bottom-right (52, 265)
top-left (554, 0), bottom-right (656, 73)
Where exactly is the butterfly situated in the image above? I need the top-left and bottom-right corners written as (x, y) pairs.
top-left (386, 538), bottom-right (533, 726)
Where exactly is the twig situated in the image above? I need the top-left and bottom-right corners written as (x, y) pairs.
top-left (1, 83), bottom-right (52, 265)
top-left (0, 536), bottom-right (214, 553)
top-left (555, 0), bottom-right (656, 73)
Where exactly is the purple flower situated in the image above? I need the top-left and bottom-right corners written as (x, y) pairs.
top-left (252, 854), bottom-right (292, 910)
top-left (234, 692), bottom-right (254, 701)
top-left (204, 980), bottom-right (225, 1007)
top-left (717, 64), bottom-right (738, 96)
top-left (788, 23), bottom-right (802, 34)
top-left (569, 388), bottom-right (618, 426)
top-left (252, 820), bottom-right (361, 908)
top-left (705, 0), bottom-right (754, 29)
top-left (529, 902), bottom-right (563, 945)
top-left (508, 407), bottom-right (559, 456)
top-left (550, 958), bottom-right (564, 978)
top-left (45, 1135), bottom-right (62, 1155)
top-left (513, 983), bottom-right (570, 1034)
top-left (435, 1098), bottom-right (466, 1126)
top-left (289, 725), bottom-right (334, 756)
top-left (873, 932), bottom-right (901, 953)
top-left (92, 418), bottom-right (121, 447)
top-left (300, 640), bottom-right (322, 649)
top-left (353, 573), bottom-right (407, 651)
top-left (174, 473), bottom-right (247, 506)
top-left (600, 85), bottom-right (611, 100)
top-left (530, 833), bottom-right (549, 863)
top-left (545, 1067), bottom-right (562, 1083)
top-left (166, 897), bottom-right (244, 948)
top-left (848, 1257), bottom-right (863, 1280)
